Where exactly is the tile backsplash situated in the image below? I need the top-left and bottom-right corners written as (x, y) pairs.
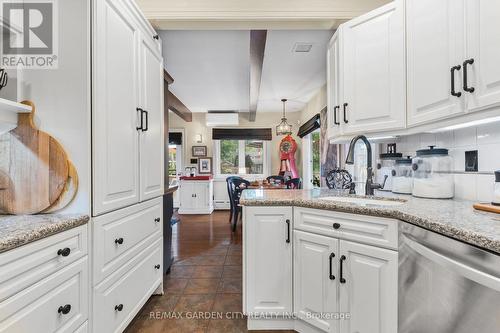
top-left (382, 123), bottom-right (500, 202)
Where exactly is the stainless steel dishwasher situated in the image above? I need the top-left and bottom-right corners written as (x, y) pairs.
top-left (399, 223), bottom-right (500, 333)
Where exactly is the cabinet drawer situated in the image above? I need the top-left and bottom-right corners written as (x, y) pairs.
top-left (93, 198), bottom-right (162, 282)
top-left (294, 207), bottom-right (398, 250)
top-left (0, 225), bottom-right (88, 302)
top-left (93, 239), bottom-right (162, 333)
top-left (0, 257), bottom-right (88, 333)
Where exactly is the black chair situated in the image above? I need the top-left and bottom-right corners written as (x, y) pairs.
top-left (266, 175), bottom-right (285, 184)
top-left (226, 176), bottom-right (241, 224)
top-left (227, 177), bottom-right (250, 232)
top-left (286, 178), bottom-right (302, 189)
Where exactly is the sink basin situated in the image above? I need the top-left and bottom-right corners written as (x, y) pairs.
top-left (319, 196), bottom-right (406, 206)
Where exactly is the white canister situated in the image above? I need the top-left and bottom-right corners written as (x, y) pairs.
top-left (493, 171), bottom-right (500, 205)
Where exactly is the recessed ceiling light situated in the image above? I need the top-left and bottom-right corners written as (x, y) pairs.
top-left (292, 42), bottom-right (313, 53)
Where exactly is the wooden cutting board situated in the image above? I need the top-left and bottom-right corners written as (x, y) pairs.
top-left (0, 101), bottom-right (69, 214)
top-left (473, 203), bottom-right (500, 214)
top-left (42, 160), bottom-right (78, 213)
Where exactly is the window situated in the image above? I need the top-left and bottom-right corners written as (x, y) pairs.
top-left (215, 139), bottom-right (269, 177)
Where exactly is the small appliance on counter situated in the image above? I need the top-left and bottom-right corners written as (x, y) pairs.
top-left (185, 166), bottom-right (197, 177)
top-left (492, 170), bottom-right (500, 205)
top-left (391, 157), bottom-right (413, 194)
top-left (411, 146), bottom-right (454, 199)
top-left (376, 143), bottom-right (402, 192)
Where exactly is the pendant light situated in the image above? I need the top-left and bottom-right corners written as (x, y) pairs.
top-left (276, 98), bottom-right (293, 136)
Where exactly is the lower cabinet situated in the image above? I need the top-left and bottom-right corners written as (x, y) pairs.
top-left (178, 180), bottom-right (214, 214)
top-left (244, 206), bottom-right (398, 333)
top-left (244, 206), bottom-right (293, 316)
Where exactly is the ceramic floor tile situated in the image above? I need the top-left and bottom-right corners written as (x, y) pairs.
top-left (184, 279), bottom-right (221, 294)
top-left (218, 278), bottom-right (242, 294)
top-left (193, 265), bottom-right (224, 278)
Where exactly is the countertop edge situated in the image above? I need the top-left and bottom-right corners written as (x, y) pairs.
top-left (0, 215), bottom-right (90, 254)
top-left (240, 198), bottom-right (500, 255)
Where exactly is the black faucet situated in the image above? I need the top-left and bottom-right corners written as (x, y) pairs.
top-left (345, 135), bottom-right (387, 196)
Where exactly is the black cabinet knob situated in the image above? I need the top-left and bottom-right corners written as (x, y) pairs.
top-left (333, 223), bottom-right (341, 230)
top-left (58, 304), bottom-right (71, 315)
top-left (154, 217), bottom-right (160, 223)
top-left (57, 247), bottom-right (71, 257)
top-left (154, 264), bottom-right (161, 269)
top-left (153, 34), bottom-right (159, 40)
top-left (115, 238), bottom-right (124, 245)
top-left (115, 304), bottom-right (124, 311)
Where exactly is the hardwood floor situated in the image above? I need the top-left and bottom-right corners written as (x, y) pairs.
top-left (124, 210), bottom-right (295, 333)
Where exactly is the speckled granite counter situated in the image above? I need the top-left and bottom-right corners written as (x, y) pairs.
top-left (240, 189), bottom-right (500, 254)
top-left (0, 214), bottom-right (90, 253)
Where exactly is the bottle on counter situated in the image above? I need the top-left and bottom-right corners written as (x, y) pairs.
top-left (392, 157), bottom-right (413, 195)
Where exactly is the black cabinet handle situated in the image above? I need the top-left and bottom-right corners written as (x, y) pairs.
top-left (154, 217), bottom-right (161, 223)
top-left (333, 105), bottom-right (340, 125)
top-left (58, 304), bottom-right (71, 315)
top-left (115, 304), bottom-right (124, 312)
top-left (155, 264), bottom-right (161, 269)
top-left (343, 103), bottom-right (349, 124)
top-left (450, 65), bottom-right (462, 97)
top-left (141, 110), bottom-right (149, 132)
top-left (136, 107), bottom-right (143, 130)
top-left (333, 223), bottom-right (341, 230)
top-left (463, 59), bottom-right (475, 93)
top-left (114, 237), bottom-right (124, 245)
top-left (285, 219), bottom-right (290, 243)
top-left (57, 247), bottom-right (71, 257)
top-left (329, 253), bottom-right (336, 280)
top-left (340, 255), bottom-right (346, 284)
top-left (153, 34), bottom-right (159, 40)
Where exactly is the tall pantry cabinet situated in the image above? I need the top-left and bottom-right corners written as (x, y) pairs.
top-left (91, 0), bottom-right (165, 332)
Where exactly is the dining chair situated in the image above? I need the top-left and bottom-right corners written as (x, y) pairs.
top-left (286, 178), bottom-right (303, 189)
top-left (266, 175), bottom-right (285, 184)
top-left (226, 176), bottom-right (241, 224)
top-left (227, 177), bottom-right (250, 232)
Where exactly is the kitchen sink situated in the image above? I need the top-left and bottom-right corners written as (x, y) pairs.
top-left (318, 196), bottom-right (406, 206)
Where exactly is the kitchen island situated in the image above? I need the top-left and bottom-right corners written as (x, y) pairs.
top-left (240, 189), bottom-right (500, 333)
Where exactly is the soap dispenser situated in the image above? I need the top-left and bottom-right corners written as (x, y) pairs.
top-left (493, 171), bottom-right (500, 206)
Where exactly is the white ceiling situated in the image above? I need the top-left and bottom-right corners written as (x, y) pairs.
top-left (161, 30), bottom-right (333, 114)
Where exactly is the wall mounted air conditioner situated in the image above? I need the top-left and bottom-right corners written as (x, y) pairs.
top-left (206, 111), bottom-right (239, 127)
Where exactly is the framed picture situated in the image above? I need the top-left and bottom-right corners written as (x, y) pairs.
top-left (198, 157), bottom-right (212, 174)
top-left (192, 146), bottom-right (207, 157)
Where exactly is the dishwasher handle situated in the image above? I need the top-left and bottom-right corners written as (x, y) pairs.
top-left (403, 233), bottom-right (500, 292)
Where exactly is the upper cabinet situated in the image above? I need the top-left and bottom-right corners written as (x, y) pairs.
top-left (327, 0), bottom-right (500, 141)
top-left (465, 0), bottom-right (500, 113)
top-left (93, 0), bottom-right (163, 216)
top-left (342, 0), bottom-right (406, 134)
top-left (406, 0), bottom-right (466, 126)
top-left (327, 0), bottom-right (405, 139)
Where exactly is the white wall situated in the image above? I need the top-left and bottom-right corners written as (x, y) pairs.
top-left (382, 123), bottom-right (500, 202)
top-left (20, 0), bottom-right (91, 214)
top-left (168, 111), bottom-right (303, 177)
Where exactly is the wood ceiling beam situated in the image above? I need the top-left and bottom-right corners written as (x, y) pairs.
top-left (167, 90), bottom-right (192, 122)
top-left (249, 30), bottom-right (267, 122)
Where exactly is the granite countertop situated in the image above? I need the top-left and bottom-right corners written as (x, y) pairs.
top-left (165, 185), bottom-right (179, 195)
top-left (240, 189), bottom-right (500, 254)
top-left (0, 214), bottom-right (90, 253)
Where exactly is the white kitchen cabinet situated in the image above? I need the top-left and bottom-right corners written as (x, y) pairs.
top-left (178, 179), bottom-right (214, 214)
top-left (244, 206), bottom-right (293, 316)
top-left (406, 0), bottom-right (466, 126)
top-left (93, 0), bottom-right (140, 215)
top-left (93, 0), bottom-right (164, 216)
top-left (327, 28), bottom-right (343, 139)
top-left (339, 240), bottom-right (398, 333)
top-left (341, 0), bottom-right (405, 134)
top-left (294, 230), bottom-right (339, 333)
top-left (139, 32), bottom-right (164, 201)
top-left (465, 0), bottom-right (500, 112)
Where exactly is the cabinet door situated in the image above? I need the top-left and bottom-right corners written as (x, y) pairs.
top-left (465, 0), bottom-right (500, 112)
top-left (139, 32), bottom-right (164, 201)
top-left (179, 181), bottom-right (194, 209)
top-left (407, 0), bottom-right (466, 126)
top-left (339, 240), bottom-right (398, 333)
top-left (294, 230), bottom-right (339, 333)
top-left (93, 0), bottom-right (140, 215)
top-left (194, 182), bottom-right (208, 209)
top-left (244, 206), bottom-right (293, 315)
top-left (342, 0), bottom-right (405, 134)
top-left (327, 29), bottom-right (343, 140)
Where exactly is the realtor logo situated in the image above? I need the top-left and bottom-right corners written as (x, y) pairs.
top-left (1, 0), bottom-right (58, 69)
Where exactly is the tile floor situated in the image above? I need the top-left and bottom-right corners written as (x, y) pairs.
top-left (124, 211), bottom-right (295, 333)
